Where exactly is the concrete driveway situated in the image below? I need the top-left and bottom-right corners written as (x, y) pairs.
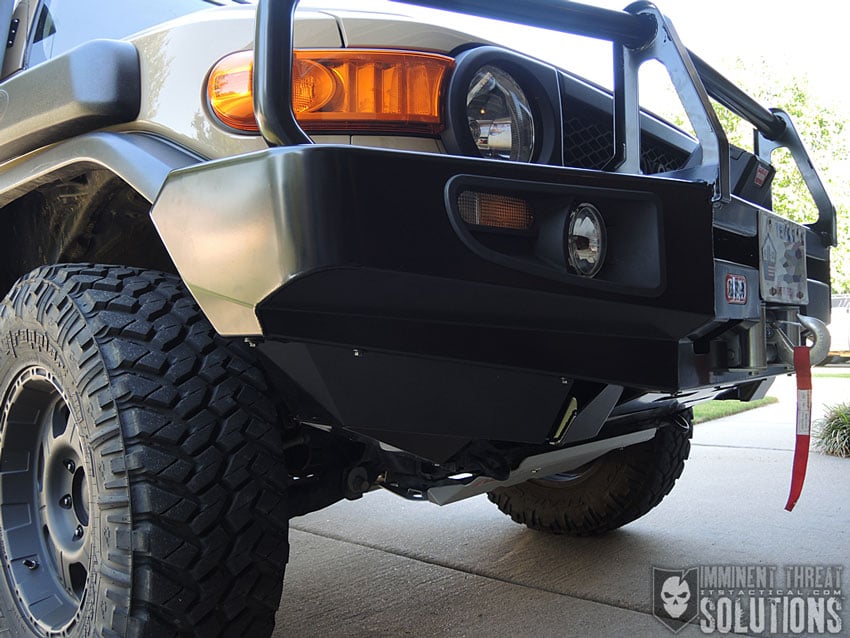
top-left (275, 371), bottom-right (849, 637)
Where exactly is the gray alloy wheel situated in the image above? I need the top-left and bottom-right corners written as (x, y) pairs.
top-left (1, 367), bottom-right (94, 633)
top-left (0, 265), bottom-right (289, 636)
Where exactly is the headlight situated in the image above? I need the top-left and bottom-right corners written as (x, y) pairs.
top-left (466, 66), bottom-right (535, 162)
top-left (442, 47), bottom-right (561, 166)
top-left (567, 203), bottom-right (606, 277)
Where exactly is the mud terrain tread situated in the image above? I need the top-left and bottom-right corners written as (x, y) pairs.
top-left (2, 265), bottom-right (288, 637)
top-left (487, 417), bottom-right (691, 536)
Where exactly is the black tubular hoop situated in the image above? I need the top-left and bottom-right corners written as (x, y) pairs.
top-left (253, 0), bottom-right (787, 146)
top-left (252, 0), bottom-right (833, 245)
top-left (253, 0), bottom-right (312, 146)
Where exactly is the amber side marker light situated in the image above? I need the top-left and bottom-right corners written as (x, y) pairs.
top-left (207, 49), bottom-right (453, 135)
top-left (458, 191), bottom-right (534, 231)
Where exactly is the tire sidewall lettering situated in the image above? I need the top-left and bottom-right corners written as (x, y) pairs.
top-left (0, 299), bottom-right (124, 636)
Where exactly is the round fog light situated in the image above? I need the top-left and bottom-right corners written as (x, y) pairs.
top-left (567, 203), bottom-right (606, 277)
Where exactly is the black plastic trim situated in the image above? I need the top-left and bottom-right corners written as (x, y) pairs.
top-left (0, 39), bottom-right (140, 164)
top-left (444, 174), bottom-right (665, 295)
top-left (0, 132), bottom-right (201, 206)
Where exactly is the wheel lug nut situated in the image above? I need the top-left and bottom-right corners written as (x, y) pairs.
top-left (23, 559), bottom-right (39, 570)
top-left (63, 459), bottom-right (76, 473)
top-left (59, 494), bottom-right (73, 509)
top-left (73, 525), bottom-right (84, 541)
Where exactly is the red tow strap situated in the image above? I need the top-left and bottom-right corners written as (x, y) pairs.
top-left (785, 346), bottom-right (812, 512)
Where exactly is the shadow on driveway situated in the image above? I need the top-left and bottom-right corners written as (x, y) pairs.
top-left (275, 372), bottom-right (849, 637)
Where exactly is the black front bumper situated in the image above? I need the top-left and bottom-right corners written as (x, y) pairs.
top-left (151, 144), bottom-right (829, 461)
top-left (153, 143), bottom-right (746, 392)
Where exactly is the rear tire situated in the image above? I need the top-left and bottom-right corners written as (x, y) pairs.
top-left (487, 414), bottom-right (692, 536)
top-left (0, 265), bottom-right (289, 636)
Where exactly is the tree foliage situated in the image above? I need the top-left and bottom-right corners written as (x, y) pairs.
top-left (657, 61), bottom-right (849, 292)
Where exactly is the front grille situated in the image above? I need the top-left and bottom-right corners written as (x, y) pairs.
top-left (563, 103), bottom-right (614, 170)
top-left (640, 134), bottom-right (689, 174)
top-left (562, 99), bottom-right (690, 174)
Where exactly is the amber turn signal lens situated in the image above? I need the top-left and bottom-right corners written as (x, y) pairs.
top-left (293, 50), bottom-right (452, 134)
top-left (208, 50), bottom-right (258, 133)
top-left (458, 191), bottom-right (534, 231)
top-left (207, 49), bottom-right (453, 135)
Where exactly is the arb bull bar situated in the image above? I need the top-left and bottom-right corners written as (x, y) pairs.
top-left (153, 0), bottom-right (834, 468)
top-left (248, 0), bottom-right (835, 370)
top-left (254, 0), bottom-right (835, 248)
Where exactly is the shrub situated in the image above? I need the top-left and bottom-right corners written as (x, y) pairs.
top-left (814, 403), bottom-right (850, 457)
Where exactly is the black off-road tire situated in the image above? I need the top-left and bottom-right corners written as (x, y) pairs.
top-left (487, 416), bottom-right (692, 536)
top-left (0, 265), bottom-right (289, 636)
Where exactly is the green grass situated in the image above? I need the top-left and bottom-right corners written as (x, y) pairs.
top-left (814, 403), bottom-right (850, 457)
top-left (812, 368), bottom-right (850, 379)
top-left (693, 397), bottom-right (779, 424)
